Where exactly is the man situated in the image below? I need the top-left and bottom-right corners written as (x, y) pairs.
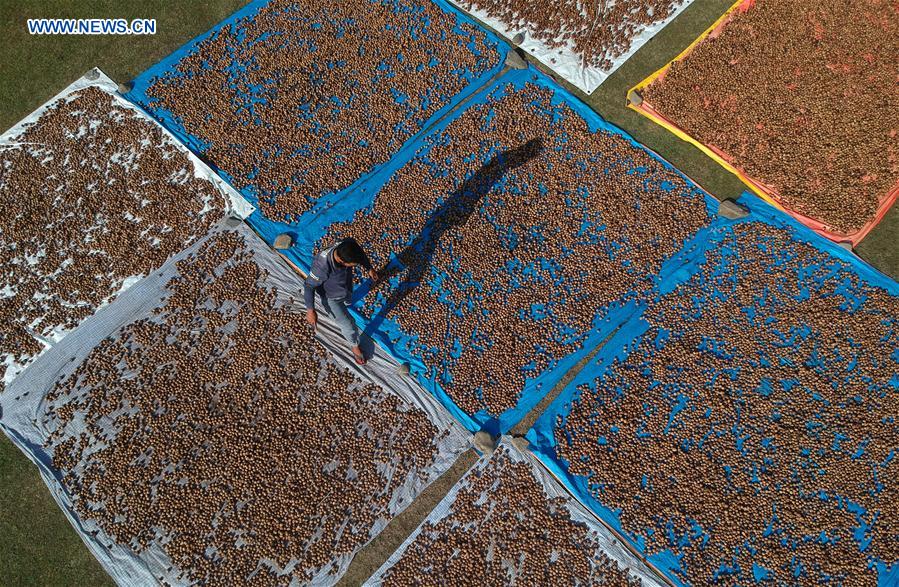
top-left (304, 238), bottom-right (378, 365)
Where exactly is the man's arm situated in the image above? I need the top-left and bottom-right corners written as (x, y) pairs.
top-left (303, 280), bottom-right (317, 311)
top-left (358, 249), bottom-right (379, 282)
top-left (304, 253), bottom-right (330, 311)
top-left (304, 265), bottom-right (325, 330)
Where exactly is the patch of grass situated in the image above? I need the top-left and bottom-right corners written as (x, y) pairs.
top-left (856, 204), bottom-right (899, 281)
top-left (0, 438), bottom-right (112, 586)
top-left (336, 449), bottom-right (480, 586)
top-left (0, 0), bottom-right (248, 132)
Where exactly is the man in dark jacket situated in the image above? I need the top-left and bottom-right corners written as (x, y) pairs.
top-left (304, 238), bottom-right (378, 364)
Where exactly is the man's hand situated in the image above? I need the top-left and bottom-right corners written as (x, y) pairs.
top-left (306, 308), bottom-right (318, 331)
top-left (367, 268), bottom-right (379, 283)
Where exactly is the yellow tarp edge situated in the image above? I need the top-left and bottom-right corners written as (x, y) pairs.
top-left (625, 0), bottom-right (782, 211)
top-left (629, 0), bottom-right (745, 93)
top-left (627, 100), bottom-right (782, 211)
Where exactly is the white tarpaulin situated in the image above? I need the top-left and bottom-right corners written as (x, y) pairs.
top-left (0, 68), bottom-right (254, 390)
top-left (0, 221), bottom-right (470, 586)
top-left (448, 0), bottom-right (695, 94)
top-left (365, 437), bottom-right (669, 586)
top-left (0, 68), bottom-right (253, 217)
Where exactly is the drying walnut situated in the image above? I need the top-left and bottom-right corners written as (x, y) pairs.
top-left (141, 0), bottom-right (501, 223)
top-left (555, 221), bottom-right (898, 584)
top-left (380, 446), bottom-right (644, 586)
top-left (643, 0), bottom-right (899, 236)
top-left (321, 81), bottom-right (710, 418)
top-left (0, 86), bottom-right (226, 392)
top-left (457, 0), bottom-right (688, 71)
top-left (42, 230), bottom-right (452, 584)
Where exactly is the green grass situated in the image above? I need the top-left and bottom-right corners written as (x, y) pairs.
top-left (856, 205), bottom-right (899, 281)
top-left (0, 1), bottom-right (896, 584)
top-left (0, 1), bottom-right (248, 132)
top-left (0, 439), bottom-right (112, 586)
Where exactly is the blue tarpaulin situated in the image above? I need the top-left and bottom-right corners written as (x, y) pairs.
top-left (288, 66), bottom-right (718, 433)
top-left (126, 0), bottom-right (509, 269)
top-left (527, 191), bottom-right (899, 586)
top-left (128, 18), bottom-right (720, 433)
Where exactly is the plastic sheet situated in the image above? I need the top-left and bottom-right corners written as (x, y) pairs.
top-left (0, 68), bottom-right (253, 391)
top-left (528, 192), bottom-right (899, 586)
top-left (628, 0), bottom-right (899, 245)
top-left (445, 0), bottom-right (695, 94)
top-left (287, 66), bottom-right (717, 435)
top-left (365, 438), bottom-right (669, 586)
top-left (0, 221), bottom-right (470, 586)
top-left (125, 0), bottom-right (509, 249)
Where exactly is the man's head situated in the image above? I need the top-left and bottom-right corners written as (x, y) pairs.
top-left (333, 238), bottom-right (371, 269)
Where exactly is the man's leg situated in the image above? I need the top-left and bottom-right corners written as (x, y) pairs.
top-left (329, 298), bottom-right (360, 347)
top-left (318, 294), bottom-right (335, 319)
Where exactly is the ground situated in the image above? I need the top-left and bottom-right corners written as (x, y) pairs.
top-left (0, 0), bottom-right (895, 584)
top-left (0, 436), bottom-right (112, 585)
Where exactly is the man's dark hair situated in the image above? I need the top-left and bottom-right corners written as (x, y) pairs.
top-left (335, 238), bottom-right (371, 269)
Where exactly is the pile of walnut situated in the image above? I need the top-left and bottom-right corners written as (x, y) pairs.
top-left (143, 0), bottom-right (500, 222)
top-left (0, 87), bottom-right (225, 391)
top-left (643, 0), bottom-right (899, 235)
top-left (457, 0), bottom-right (687, 70)
top-left (380, 446), bottom-right (642, 586)
top-left (43, 230), bottom-right (447, 585)
top-left (557, 222), bottom-right (899, 584)
top-left (322, 81), bottom-right (709, 417)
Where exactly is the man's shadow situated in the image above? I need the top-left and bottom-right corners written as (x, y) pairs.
top-left (359, 138), bottom-right (543, 343)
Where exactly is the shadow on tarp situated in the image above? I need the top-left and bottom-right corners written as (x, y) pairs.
top-left (300, 66), bottom-right (720, 434)
top-left (123, 0), bottom-right (510, 270)
top-left (363, 138), bottom-right (545, 333)
top-left (526, 191), bottom-right (899, 587)
top-left (359, 138), bottom-right (544, 436)
top-left (132, 14), bottom-right (721, 435)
